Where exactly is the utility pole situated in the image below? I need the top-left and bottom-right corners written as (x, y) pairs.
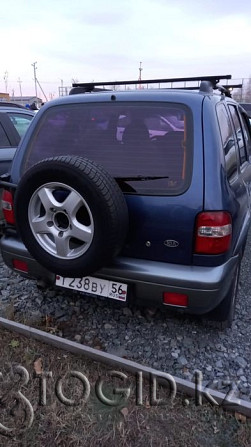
top-left (138, 61), bottom-right (143, 81)
top-left (31, 62), bottom-right (48, 102)
top-left (31, 62), bottom-right (38, 100)
top-left (17, 77), bottom-right (23, 97)
top-left (138, 61), bottom-right (143, 89)
top-left (4, 71), bottom-right (8, 93)
top-left (59, 79), bottom-right (64, 97)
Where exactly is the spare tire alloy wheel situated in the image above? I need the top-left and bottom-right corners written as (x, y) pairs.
top-left (14, 156), bottom-right (128, 277)
top-left (28, 182), bottom-right (94, 259)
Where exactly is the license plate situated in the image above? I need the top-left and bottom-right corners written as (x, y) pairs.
top-left (55, 275), bottom-right (127, 302)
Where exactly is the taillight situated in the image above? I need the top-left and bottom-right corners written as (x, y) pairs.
top-left (195, 211), bottom-right (232, 254)
top-left (2, 189), bottom-right (15, 224)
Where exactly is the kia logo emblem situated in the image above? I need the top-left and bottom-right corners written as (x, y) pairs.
top-left (164, 240), bottom-right (179, 248)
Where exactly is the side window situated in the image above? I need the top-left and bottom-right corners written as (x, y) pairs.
top-left (228, 105), bottom-right (247, 165)
top-left (216, 104), bottom-right (237, 181)
top-left (239, 112), bottom-right (251, 159)
top-left (8, 113), bottom-right (33, 138)
top-left (0, 122), bottom-right (11, 147)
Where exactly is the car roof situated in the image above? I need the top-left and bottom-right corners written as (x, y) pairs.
top-left (0, 106), bottom-right (35, 115)
top-left (42, 75), bottom-right (240, 110)
top-left (42, 88), bottom-right (232, 115)
top-left (0, 101), bottom-right (27, 109)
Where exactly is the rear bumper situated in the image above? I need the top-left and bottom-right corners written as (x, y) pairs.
top-left (0, 234), bottom-right (239, 315)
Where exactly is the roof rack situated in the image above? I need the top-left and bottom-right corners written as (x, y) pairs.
top-left (70, 75), bottom-right (232, 94)
top-left (173, 81), bottom-right (241, 97)
top-left (215, 84), bottom-right (238, 98)
top-left (175, 83), bottom-right (242, 91)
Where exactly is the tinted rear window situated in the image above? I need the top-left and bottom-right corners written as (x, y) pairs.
top-left (23, 102), bottom-right (193, 195)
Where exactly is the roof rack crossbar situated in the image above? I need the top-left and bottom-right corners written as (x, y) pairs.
top-left (72, 75), bottom-right (232, 89)
top-left (175, 83), bottom-right (242, 91)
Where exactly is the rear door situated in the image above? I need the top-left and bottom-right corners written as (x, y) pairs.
top-left (228, 104), bottom-right (251, 198)
top-left (0, 111), bottom-right (34, 176)
top-left (18, 99), bottom-right (204, 266)
top-left (0, 114), bottom-right (18, 176)
top-left (216, 102), bottom-right (251, 254)
top-left (228, 104), bottom-right (251, 252)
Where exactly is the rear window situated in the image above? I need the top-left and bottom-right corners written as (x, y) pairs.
top-left (23, 102), bottom-right (193, 195)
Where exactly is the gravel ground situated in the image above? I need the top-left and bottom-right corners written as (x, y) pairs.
top-left (0, 234), bottom-right (251, 403)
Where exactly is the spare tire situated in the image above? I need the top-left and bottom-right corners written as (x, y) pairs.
top-left (14, 156), bottom-right (128, 277)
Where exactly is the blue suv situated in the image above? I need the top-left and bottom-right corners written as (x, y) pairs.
top-left (1, 75), bottom-right (251, 328)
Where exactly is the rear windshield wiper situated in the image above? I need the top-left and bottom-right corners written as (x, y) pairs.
top-left (114, 175), bottom-right (169, 193)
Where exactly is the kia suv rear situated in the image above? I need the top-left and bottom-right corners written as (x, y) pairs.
top-left (1, 75), bottom-right (251, 328)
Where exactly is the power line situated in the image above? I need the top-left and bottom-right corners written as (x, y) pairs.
top-left (36, 78), bottom-right (48, 102)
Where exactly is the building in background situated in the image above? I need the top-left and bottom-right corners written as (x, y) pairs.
top-left (0, 94), bottom-right (43, 108)
top-left (0, 92), bottom-right (10, 101)
top-left (9, 96), bottom-right (43, 108)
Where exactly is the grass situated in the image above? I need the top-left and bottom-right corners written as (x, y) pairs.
top-left (0, 327), bottom-right (250, 446)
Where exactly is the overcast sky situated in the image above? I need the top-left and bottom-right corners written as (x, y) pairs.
top-left (1, 0), bottom-right (251, 100)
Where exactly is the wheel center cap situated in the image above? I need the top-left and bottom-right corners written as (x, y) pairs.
top-left (53, 211), bottom-right (70, 231)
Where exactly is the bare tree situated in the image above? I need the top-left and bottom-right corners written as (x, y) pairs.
top-left (243, 77), bottom-right (251, 103)
top-left (232, 77), bottom-right (251, 103)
